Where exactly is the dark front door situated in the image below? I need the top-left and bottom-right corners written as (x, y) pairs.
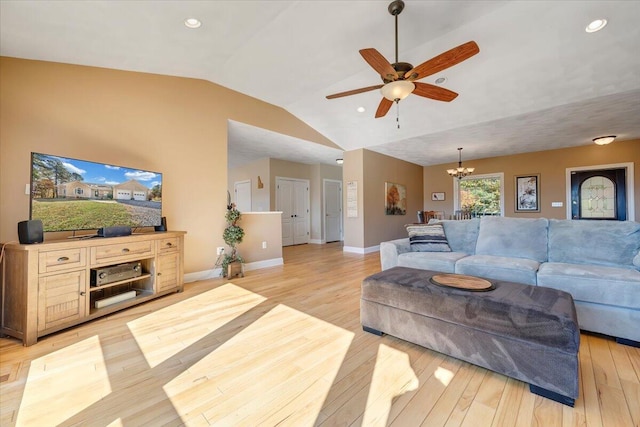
top-left (570, 168), bottom-right (627, 220)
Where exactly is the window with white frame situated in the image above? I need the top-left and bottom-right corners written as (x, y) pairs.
top-left (453, 173), bottom-right (504, 216)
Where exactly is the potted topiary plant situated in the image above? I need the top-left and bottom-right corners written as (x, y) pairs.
top-left (222, 204), bottom-right (245, 278)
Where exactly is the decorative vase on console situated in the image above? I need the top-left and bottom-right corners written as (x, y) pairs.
top-left (222, 204), bottom-right (245, 278)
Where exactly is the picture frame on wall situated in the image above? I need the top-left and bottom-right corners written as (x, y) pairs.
top-left (431, 192), bottom-right (445, 201)
top-left (515, 174), bottom-right (540, 212)
top-left (385, 182), bottom-right (407, 215)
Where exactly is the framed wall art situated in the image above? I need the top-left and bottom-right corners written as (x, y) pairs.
top-left (385, 182), bottom-right (406, 215)
top-left (515, 174), bottom-right (540, 212)
top-left (431, 192), bottom-right (445, 201)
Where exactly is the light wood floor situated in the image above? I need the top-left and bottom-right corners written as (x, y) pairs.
top-left (1, 243), bottom-right (639, 426)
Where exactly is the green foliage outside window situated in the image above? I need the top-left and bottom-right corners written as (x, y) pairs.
top-left (459, 177), bottom-right (501, 215)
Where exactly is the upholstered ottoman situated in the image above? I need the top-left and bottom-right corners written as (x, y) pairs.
top-left (361, 267), bottom-right (580, 405)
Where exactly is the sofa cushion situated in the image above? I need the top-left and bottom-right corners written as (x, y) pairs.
top-left (475, 217), bottom-right (548, 262)
top-left (455, 254), bottom-right (540, 285)
top-left (548, 219), bottom-right (640, 269)
top-left (398, 252), bottom-right (468, 273)
top-left (406, 224), bottom-right (451, 252)
top-left (635, 251), bottom-right (640, 269)
top-left (537, 262), bottom-right (640, 310)
top-left (429, 218), bottom-right (480, 254)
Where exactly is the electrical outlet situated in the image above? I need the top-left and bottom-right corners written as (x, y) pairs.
top-left (217, 247), bottom-right (225, 255)
top-left (262, 241), bottom-right (267, 249)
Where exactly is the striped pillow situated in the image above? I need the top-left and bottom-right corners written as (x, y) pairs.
top-left (406, 224), bottom-right (451, 252)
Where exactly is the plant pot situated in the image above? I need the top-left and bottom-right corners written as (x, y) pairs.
top-left (227, 261), bottom-right (244, 279)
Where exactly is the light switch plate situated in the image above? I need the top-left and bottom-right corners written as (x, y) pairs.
top-left (552, 202), bottom-right (563, 207)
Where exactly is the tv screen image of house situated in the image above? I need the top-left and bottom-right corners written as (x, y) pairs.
top-left (30, 152), bottom-right (162, 232)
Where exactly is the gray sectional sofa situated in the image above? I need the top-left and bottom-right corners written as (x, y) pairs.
top-left (380, 217), bottom-right (640, 343)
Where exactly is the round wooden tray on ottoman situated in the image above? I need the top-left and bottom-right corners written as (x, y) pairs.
top-left (430, 273), bottom-right (495, 291)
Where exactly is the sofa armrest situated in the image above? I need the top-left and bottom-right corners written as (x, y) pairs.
top-left (380, 238), bottom-right (411, 270)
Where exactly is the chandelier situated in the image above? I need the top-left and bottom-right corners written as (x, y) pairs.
top-left (447, 147), bottom-right (474, 179)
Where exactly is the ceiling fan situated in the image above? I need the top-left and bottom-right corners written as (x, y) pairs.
top-left (326, 0), bottom-right (479, 119)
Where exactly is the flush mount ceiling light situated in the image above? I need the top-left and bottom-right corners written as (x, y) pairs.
top-left (447, 147), bottom-right (474, 179)
top-left (585, 18), bottom-right (607, 33)
top-left (592, 135), bottom-right (616, 145)
top-left (184, 18), bottom-right (202, 29)
top-left (336, 159), bottom-right (344, 165)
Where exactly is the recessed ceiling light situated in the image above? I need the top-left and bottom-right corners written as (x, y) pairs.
top-left (184, 18), bottom-right (202, 29)
top-left (435, 77), bottom-right (447, 85)
top-left (356, 106), bottom-right (366, 113)
top-left (585, 18), bottom-right (607, 33)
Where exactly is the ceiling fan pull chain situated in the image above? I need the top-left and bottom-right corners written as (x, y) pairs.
top-left (396, 102), bottom-right (400, 129)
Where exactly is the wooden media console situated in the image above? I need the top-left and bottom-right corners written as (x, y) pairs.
top-left (1, 231), bottom-right (185, 346)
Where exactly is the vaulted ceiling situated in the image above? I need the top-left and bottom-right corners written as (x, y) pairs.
top-left (1, 1), bottom-right (639, 167)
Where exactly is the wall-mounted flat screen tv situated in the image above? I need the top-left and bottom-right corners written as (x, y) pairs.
top-left (30, 152), bottom-right (162, 232)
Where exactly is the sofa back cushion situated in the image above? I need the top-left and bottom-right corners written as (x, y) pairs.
top-left (475, 217), bottom-right (549, 262)
top-left (548, 219), bottom-right (640, 268)
top-left (429, 218), bottom-right (480, 254)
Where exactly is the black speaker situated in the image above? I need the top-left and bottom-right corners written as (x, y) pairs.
top-left (18, 220), bottom-right (44, 244)
top-left (97, 226), bottom-right (132, 238)
top-left (154, 217), bottom-right (167, 232)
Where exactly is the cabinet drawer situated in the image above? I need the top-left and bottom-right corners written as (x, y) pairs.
top-left (91, 240), bottom-right (155, 265)
top-left (158, 237), bottom-right (179, 253)
top-left (39, 248), bottom-right (86, 273)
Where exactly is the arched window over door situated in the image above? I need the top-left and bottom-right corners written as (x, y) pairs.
top-left (571, 168), bottom-right (627, 220)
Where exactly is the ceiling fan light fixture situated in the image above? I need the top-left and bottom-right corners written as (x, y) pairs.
top-left (585, 18), bottom-right (607, 33)
top-left (592, 135), bottom-right (616, 145)
top-left (381, 80), bottom-right (415, 101)
top-left (336, 158), bottom-right (344, 165)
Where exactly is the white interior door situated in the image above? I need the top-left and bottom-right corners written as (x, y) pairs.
top-left (234, 180), bottom-right (251, 212)
top-left (278, 179), bottom-right (294, 246)
top-left (292, 181), bottom-right (309, 245)
top-left (277, 177), bottom-right (309, 246)
top-left (324, 179), bottom-right (342, 242)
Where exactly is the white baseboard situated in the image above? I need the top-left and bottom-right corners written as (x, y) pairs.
top-left (184, 257), bottom-right (284, 283)
top-left (243, 257), bottom-right (284, 271)
top-left (184, 268), bottom-right (222, 283)
top-left (309, 239), bottom-right (324, 244)
top-left (343, 245), bottom-right (380, 254)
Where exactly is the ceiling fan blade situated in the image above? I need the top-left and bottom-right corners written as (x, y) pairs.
top-left (413, 82), bottom-right (458, 102)
top-left (360, 48), bottom-right (398, 81)
top-left (326, 84), bottom-right (384, 99)
top-left (375, 98), bottom-right (394, 118)
top-left (407, 41), bottom-right (479, 81)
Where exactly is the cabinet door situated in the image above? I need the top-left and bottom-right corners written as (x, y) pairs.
top-left (38, 271), bottom-right (86, 332)
top-left (157, 253), bottom-right (179, 292)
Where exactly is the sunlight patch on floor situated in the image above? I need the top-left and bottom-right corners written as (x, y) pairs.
top-left (361, 343), bottom-right (419, 426)
top-left (127, 283), bottom-right (266, 368)
top-left (16, 335), bottom-right (111, 426)
top-left (435, 366), bottom-right (455, 386)
top-left (163, 303), bottom-right (354, 425)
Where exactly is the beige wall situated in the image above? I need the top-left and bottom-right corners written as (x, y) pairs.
top-left (228, 158), bottom-right (270, 212)
top-left (423, 139), bottom-right (640, 219)
top-left (342, 149), bottom-right (423, 249)
top-left (236, 212), bottom-right (282, 264)
top-left (0, 57), bottom-right (336, 274)
top-left (342, 149), bottom-right (365, 248)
